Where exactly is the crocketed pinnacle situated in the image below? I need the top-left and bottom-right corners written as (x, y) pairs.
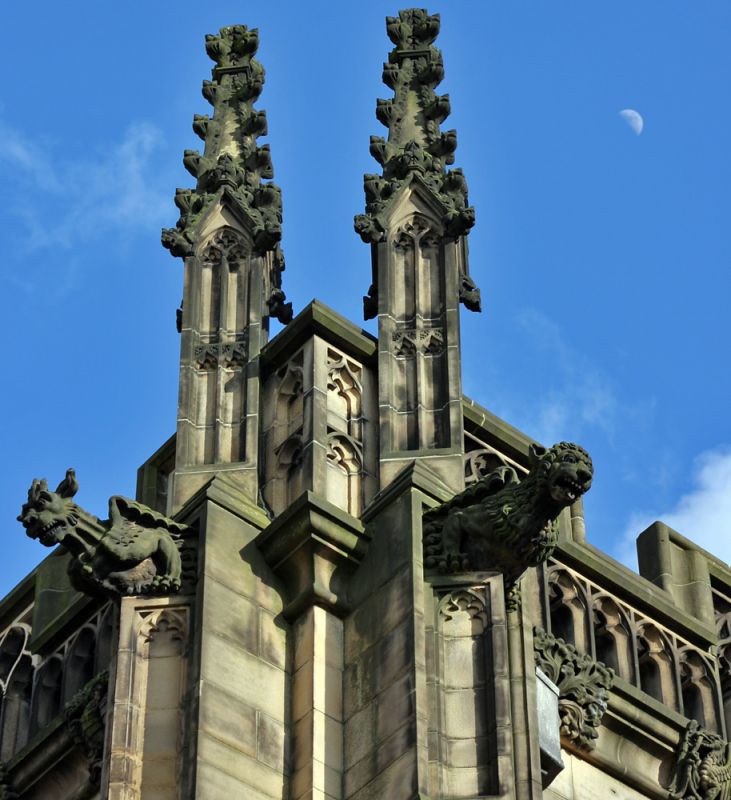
top-left (162, 25), bottom-right (291, 323)
top-left (354, 9), bottom-right (476, 246)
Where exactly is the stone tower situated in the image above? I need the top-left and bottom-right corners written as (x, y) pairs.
top-left (4, 9), bottom-right (731, 800)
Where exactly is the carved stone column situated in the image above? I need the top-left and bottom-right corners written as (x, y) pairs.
top-left (257, 492), bottom-right (370, 800)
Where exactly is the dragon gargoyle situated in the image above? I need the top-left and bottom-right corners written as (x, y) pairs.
top-left (423, 442), bottom-right (593, 602)
top-left (18, 469), bottom-right (186, 597)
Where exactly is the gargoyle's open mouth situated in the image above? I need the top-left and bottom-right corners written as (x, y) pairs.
top-left (36, 519), bottom-right (65, 545)
top-left (554, 475), bottom-right (588, 503)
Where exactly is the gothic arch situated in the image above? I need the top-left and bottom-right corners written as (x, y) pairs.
top-left (635, 623), bottom-right (678, 709)
top-left (327, 355), bottom-right (363, 440)
top-left (678, 647), bottom-right (720, 732)
top-left (0, 625), bottom-right (33, 760)
top-left (276, 361), bottom-right (304, 445)
top-left (326, 433), bottom-right (363, 516)
top-left (592, 595), bottom-right (633, 681)
top-left (29, 656), bottom-right (63, 735)
top-left (464, 448), bottom-right (510, 486)
top-left (63, 626), bottom-right (97, 703)
top-left (547, 567), bottom-right (590, 653)
top-left (95, 605), bottom-right (117, 675)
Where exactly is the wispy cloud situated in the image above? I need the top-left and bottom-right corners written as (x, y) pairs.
top-left (513, 309), bottom-right (618, 444)
top-left (0, 119), bottom-right (169, 254)
top-left (616, 447), bottom-right (731, 569)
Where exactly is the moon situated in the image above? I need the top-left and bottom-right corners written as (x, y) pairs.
top-left (619, 108), bottom-right (644, 136)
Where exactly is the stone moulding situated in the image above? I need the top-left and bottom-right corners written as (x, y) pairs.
top-left (669, 719), bottom-right (731, 800)
top-left (533, 626), bottom-right (615, 752)
top-left (392, 326), bottom-right (445, 357)
top-left (256, 491), bottom-right (371, 621)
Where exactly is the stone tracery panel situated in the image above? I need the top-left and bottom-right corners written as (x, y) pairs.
top-left (389, 215), bottom-right (450, 451)
top-left (0, 621), bottom-right (33, 760)
top-left (431, 587), bottom-right (497, 798)
top-left (543, 559), bottom-right (724, 727)
top-left (186, 226), bottom-right (253, 466)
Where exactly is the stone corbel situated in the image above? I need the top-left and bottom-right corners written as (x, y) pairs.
top-left (533, 627), bottom-right (614, 752)
top-left (256, 491), bottom-right (371, 621)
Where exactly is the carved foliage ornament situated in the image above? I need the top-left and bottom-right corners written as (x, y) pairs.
top-left (64, 671), bottom-right (109, 791)
top-left (162, 26), bottom-right (292, 324)
top-left (18, 470), bottom-right (188, 598)
top-left (195, 340), bottom-right (248, 370)
top-left (393, 327), bottom-right (445, 357)
top-left (534, 627), bottom-right (614, 751)
top-left (669, 720), bottom-right (731, 800)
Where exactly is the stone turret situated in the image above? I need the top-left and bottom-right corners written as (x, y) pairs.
top-left (355, 8), bottom-right (481, 492)
top-left (162, 25), bottom-right (292, 510)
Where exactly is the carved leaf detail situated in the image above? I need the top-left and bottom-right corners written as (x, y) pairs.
top-left (534, 627), bottom-right (614, 751)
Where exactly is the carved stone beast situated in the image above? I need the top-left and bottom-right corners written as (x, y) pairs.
top-left (423, 442), bottom-right (593, 597)
top-left (18, 469), bottom-right (186, 597)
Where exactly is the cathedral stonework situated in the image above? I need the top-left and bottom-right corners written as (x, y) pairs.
top-left (2, 9), bottom-right (728, 800)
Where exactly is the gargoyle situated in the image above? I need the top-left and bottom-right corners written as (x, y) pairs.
top-left (669, 720), bottom-right (731, 800)
top-left (423, 442), bottom-right (593, 597)
top-left (18, 469), bottom-right (186, 597)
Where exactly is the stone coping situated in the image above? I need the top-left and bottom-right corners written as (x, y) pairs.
top-left (261, 299), bottom-right (377, 374)
top-left (555, 539), bottom-right (717, 648)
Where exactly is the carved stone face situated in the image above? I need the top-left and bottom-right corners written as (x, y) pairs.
top-left (536, 443), bottom-right (594, 507)
top-left (17, 480), bottom-right (79, 547)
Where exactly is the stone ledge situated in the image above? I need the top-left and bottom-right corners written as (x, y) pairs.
top-left (362, 460), bottom-right (453, 523)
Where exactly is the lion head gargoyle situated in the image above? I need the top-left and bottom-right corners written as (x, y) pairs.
top-left (423, 442), bottom-right (593, 598)
top-left (18, 469), bottom-right (187, 597)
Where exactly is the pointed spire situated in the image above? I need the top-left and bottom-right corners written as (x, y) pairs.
top-left (162, 24), bottom-right (291, 324)
top-left (354, 9), bottom-right (476, 251)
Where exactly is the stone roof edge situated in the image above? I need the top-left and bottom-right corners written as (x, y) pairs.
top-left (261, 299), bottom-right (377, 374)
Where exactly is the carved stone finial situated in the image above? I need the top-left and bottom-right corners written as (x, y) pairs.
top-left (423, 442), bottom-right (593, 600)
top-left (18, 470), bottom-right (188, 597)
top-left (161, 24), bottom-right (291, 324)
top-left (533, 627), bottom-right (614, 751)
top-left (355, 9), bottom-right (481, 311)
top-left (669, 720), bottom-right (731, 800)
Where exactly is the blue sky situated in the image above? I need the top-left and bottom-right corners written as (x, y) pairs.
top-left (1, 2), bottom-right (730, 595)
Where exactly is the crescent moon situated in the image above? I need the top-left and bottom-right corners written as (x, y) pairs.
top-left (619, 109), bottom-right (644, 136)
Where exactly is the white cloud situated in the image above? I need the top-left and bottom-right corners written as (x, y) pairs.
top-left (0, 120), bottom-right (169, 253)
top-left (616, 447), bottom-right (731, 569)
top-left (514, 309), bottom-right (617, 444)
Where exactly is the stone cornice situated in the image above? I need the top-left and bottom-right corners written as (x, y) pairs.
top-left (361, 459), bottom-right (453, 523)
top-left (260, 300), bottom-right (377, 375)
